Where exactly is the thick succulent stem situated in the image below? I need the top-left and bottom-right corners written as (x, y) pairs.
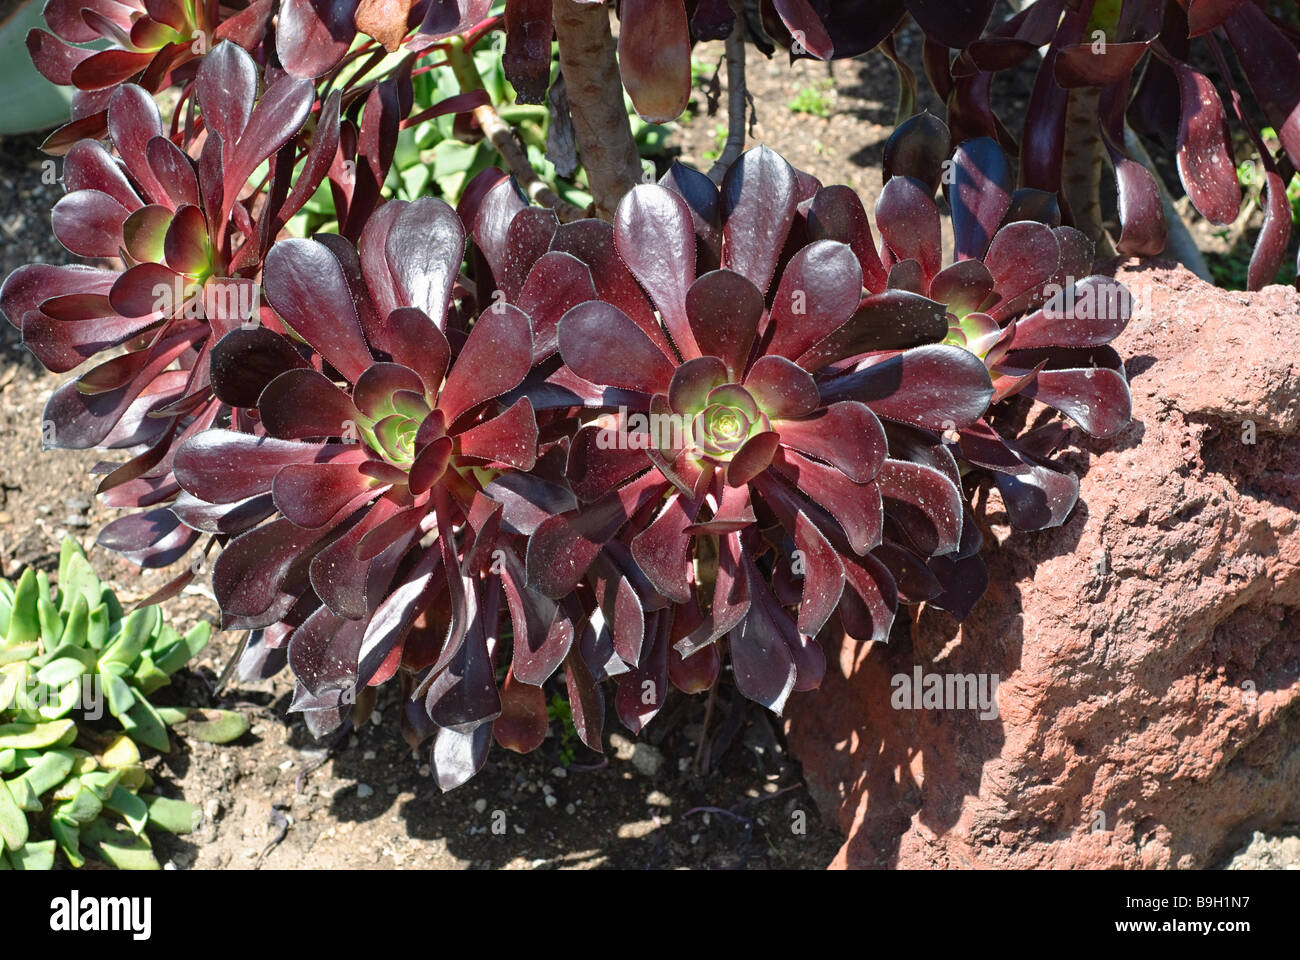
top-left (445, 37), bottom-right (585, 221)
top-left (552, 0), bottom-right (643, 220)
top-left (707, 4), bottom-right (748, 185)
top-left (1062, 86), bottom-right (1116, 258)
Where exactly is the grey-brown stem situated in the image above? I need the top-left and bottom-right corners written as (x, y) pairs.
top-left (552, 0), bottom-right (644, 220)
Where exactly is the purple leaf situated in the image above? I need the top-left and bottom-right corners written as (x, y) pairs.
top-left (619, 0), bottom-right (692, 122)
top-left (557, 301), bottom-right (676, 395)
top-left (1173, 60), bottom-right (1241, 225)
top-left (1247, 170), bottom-right (1293, 290)
top-left (818, 344), bottom-right (993, 431)
top-left (685, 269), bottom-right (763, 380)
top-left (386, 197), bottom-right (466, 330)
top-left (196, 41), bottom-right (257, 145)
top-left (516, 251), bottom-right (597, 363)
top-left (950, 137), bottom-right (1013, 261)
top-left (876, 175), bottom-right (942, 283)
top-left (258, 369), bottom-right (362, 440)
top-left (175, 430), bottom-right (354, 503)
top-left (438, 303), bottom-right (532, 424)
top-left (773, 401), bottom-right (886, 483)
top-left (881, 111), bottom-right (951, 194)
top-left (795, 290), bottom-right (949, 371)
top-left (765, 240), bottom-right (864, 361)
top-left (614, 184), bottom-right (699, 358)
top-left (721, 146), bottom-right (798, 295)
top-left (277, 0), bottom-right (359, 78)
top-left (905, 0), bottom-right (996, 50)
top-left (744, 355), bottom-right (819, 418)
top-left (209, 327), bottom-right (310, 408)
top-left (264, 238), bottom-right (373, 382)
top-left (729, 557), bottom-right (798, 714)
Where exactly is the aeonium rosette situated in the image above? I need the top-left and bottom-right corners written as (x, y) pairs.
top-left (876, 113), bottom-right (1134, 532)
top-left (0, 43), bottom-right (331, 569)
top-left (510, 146), bottom-right (994, 718)
top-left (172, 192), bottom-right (604, 789)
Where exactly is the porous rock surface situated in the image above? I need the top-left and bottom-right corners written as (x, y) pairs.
top-left (785, 260), bottom-right (1300, 869)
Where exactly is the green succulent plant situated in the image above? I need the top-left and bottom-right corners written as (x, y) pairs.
top-left (0, 539), bottom-right (246, 870)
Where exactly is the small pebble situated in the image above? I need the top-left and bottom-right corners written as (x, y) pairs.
top-left (356, 783), bottom-right (374, 799)
top-left (474, 798), bottom-right (487, 813)
top-left (544, 794), bottom-right (557, 808)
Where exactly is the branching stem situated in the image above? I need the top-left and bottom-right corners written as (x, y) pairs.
top-left (708, 2), bottom-right (749, 185)
top-left (446, 36), bottom-right (585, 221)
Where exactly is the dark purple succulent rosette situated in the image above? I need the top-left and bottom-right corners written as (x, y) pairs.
top-left (912, 0), bottom-right (1300, 290)
top-left (0, 43), bottom-right (326, 571)
top-left (877, 114), bottom-right (1134, 536)
top-left (172, 190), bottom-right (606, 790)
top-left (25, 0), bottom-right (283, 151)
top-left (499, 145), bottom-right (992, 719)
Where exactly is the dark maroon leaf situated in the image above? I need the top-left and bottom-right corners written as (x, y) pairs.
top-left (765, 240), bottom-right (864, 361)
top-left (51, 190), bottom-right (131, 258)
top-left (1173, 60), bottom-right (1241, 225)
top-left (557, 300), bottom-right (675, 395)
top-left (771, 0), bottom-right (833, 59)
top-left (289, 606), bottom-right (367, 696)
top-left (550, 218), bottom-right (669, 355)
top-left (795, 290), bottom-right (949, 371)
top-left (504, 0), bottom-right (553, 104)
top-left (1248, 170), bottom-right (1293, 290)
top-left (209, 327), bottom-right (310, 408)
top-left (744, 355), bottom-right (819, 418)
top-left (983, 220), bottom-right (1061, 321)
top-left (876, 175), bottom-right (941, 283)
top-left (840, 550), bottom-right (897, 644)
top-left (881, 112), bottom-right (950, 194)
top-left (721, 146), bottom-right (798, 295)
top-left (386, 196), bottom-right (466, 329)
top-left (430, 723), bottom-right (494, 792)
top-left (729, 557), bottom-right (798, 714)
top-left (928, 259), bottom-right (995, 318)
top-left (905, 0), bottom-right (995, 50)
top-left (772, 401), bottom-right (886, 483)
top-left (876, 458), bottom-right (962, 556)
top-left (258, 369), bottom-right (362, 440)
top-left (438, 303), bottom-right (532, 424)
top-left (273, 462), bottom-right (380, 529)
top-left (725, 431), bottom-right (780, 487)
top-left (818, 344), bottom-right (993, 430)
top-left (562, 644), bottom-right (604, 752)
top-left (458, 397), bottom-right (538, 470)
top-left (213, 517), bottom-right (325, 620)
top-left (771, 447), bottom-right (882, 554)
top-left (950, 136), bottom-right (1012, 262)
top-left (685, 270), bottom-right (763, 380)
top-left (196, 41), bottom-right (256, 145)
top-left (1054, 40), bottom-right (1150, 87)
top-left (264, 238), bottom-right (373, 382)
top-left (527, 473), bottom-right (668, 599)
top-left (277, 0), bottom-right (359, 78)
top-left (619, 0), bottom-right (691, 122)
top-left (175, 430), bottom-right (354, 503)
top-left (515, 252), bottom-right (596, 363)
top-left (1223, 4), bottom-right (1300, 169)
top-left (1015, 364), bottom-right (1133, 439)
top-left (614, 184), bottom-right (699, 358)
top-left (1012, 275), bottom-right (1131, 349)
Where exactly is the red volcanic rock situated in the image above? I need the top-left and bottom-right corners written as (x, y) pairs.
top-left (785, 261), bottom-right (1300, 869)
